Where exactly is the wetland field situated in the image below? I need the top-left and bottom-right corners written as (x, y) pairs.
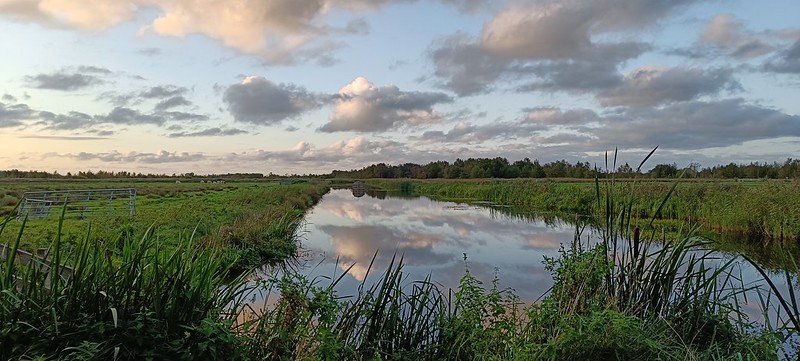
top-left (1, 176), bottom-right (799, 360)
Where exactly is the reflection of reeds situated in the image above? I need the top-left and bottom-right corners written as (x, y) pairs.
top-left (370, 175), bottom-right (800, 243)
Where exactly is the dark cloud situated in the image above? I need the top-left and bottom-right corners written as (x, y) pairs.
top-left (480, 0), bottom-right (696, 59)
top-left (412, 121), bottom-right (537, 144)
top-left (430, 0), bottom-right (703, 97)
top-left (25, 71), bottom-right (103, 91)
top-left (0, 102), bottom-right (35, 128)
top-left (98, 107), bottom-right (165, 126)
top-left (522, 99), bottom-right (800, 151)
top-left (320, 76), bottom-right (453, 132)
top-left (140, 85), bottom-right (187, 99)
top-left (607, 99), bottom-right (800, 149)
top-left (763, 39), bottom-right (800, 73)
top-left (596, 67), bottom-right (740, 107)
top-left (167, 127), bottom-right (247, 137)
top-left (2, 94), bottom-right (17, 102)
top-left (154, 96), bottom-right (192, 111)
top-left (519, 42), bottom-right (649, 94)
top-left (429, 34), bottom-right (512, 96)
top-left (223, 76), bottom-right (323, 125)
top-left (38, 110), bottom-right (95, 130)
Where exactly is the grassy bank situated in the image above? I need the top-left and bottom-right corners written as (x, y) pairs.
top-left (367, 178), bottom-right (800, 242)
top-left (0, 180), bottom-right (328, 271)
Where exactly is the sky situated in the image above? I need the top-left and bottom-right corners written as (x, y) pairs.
top-left (0, 0), bottom-right (799, 175)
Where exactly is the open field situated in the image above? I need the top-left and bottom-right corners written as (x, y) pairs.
top-left (0, 179), bottom-right (328, 271)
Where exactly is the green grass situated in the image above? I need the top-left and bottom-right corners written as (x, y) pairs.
top-left (369, 178), bottom-right (800, 254)
top-left (0, 210), bottom-right (252, 360)
top-left (0, 180), bottom-right (328, 272)
top-left (0, 173), bottom-right (794, 359)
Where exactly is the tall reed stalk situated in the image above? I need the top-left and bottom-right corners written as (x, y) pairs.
top-left (0, 206), bottom-right (251, 360)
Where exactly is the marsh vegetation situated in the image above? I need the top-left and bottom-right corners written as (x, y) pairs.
top-left (0, 171), bottom-right (798, 359)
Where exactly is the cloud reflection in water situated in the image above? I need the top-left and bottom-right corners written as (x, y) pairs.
top-left (300, 189), bottom-right (583, 301)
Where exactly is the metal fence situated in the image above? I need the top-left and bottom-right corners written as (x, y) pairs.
top-left (17, 188), bottom-right (137, 221)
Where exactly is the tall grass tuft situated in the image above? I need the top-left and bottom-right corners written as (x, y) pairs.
top-left (0, 208), bottom-right (252, 360)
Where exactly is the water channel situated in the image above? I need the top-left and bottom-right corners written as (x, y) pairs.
top-left (246, 187), bottom-right (795, 331)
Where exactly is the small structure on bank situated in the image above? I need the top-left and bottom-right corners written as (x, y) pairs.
top-left (17, 188), bottom-right (137, 221)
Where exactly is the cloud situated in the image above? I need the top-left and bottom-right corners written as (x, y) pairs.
top-left (38, 110), bottom-right (95, 130)
top-left (412, 120), bottom-right (537, 144)
top-left (0, 0), bottom-right (504, 65)
top-left (606, 99), bottom-right (800, 149)
top-left (317, 224), bottom-right (448, 280)
top-left (97, 107), bottom-right (165, 125)
top-left (140, 85), bottom-right (187, 99)
top-left (596, 66), bottom-right (739, 107)
top-left (523, 99), bottom-right (800, 151)
top-left (429, 0), bottom-right (696, 96)
top-left (698, 14), bottom-right (800, 60)
top-left (2, 94), bottom-right (17, 102)
top-left (224, 136), bottom-right (410, 169)
top-left (0, 0), bottom-right (138, 30)
top-left (429, 34), bottom-right (512, 96)
top-left (25, 70), bottom-right (104, 91)
top-left (0, 101), bottom-right (35, 127)
top-left (60, 150), bottom-right (206, 163)
top-left (167, 127), bottom-right (247, 137)
top-left (160, 111), bottom-right (209, 122)
top-left (320, 76), bottom-right (452, 132)
top-left (480, 0), bottom-right (696, 59)
top-left (439, 0), bottom-right (493, 13)
top-left (76, 65), bottom-right (113, 74)
top-left (764, 39), bottom-right (800, 74)
top-left (518, 42), bottom-right (649, 93)
top-left (18, 134), bottom-right (109, 140)
top-left (154, 95), bottom-right (191, 111)
top-left (223, 76), bottom-right (323, 125)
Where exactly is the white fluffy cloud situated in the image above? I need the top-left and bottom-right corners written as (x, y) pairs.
top-left (320, 76), bottom-right (452, 132)
top-left (0, 0), bottom-right (488, 63)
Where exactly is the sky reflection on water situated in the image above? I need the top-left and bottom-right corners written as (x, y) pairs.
top-left (295, 188), bottom-right (589, 301)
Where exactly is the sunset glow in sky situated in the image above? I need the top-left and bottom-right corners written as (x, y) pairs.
top-left (1, 0), bottom-right (799, 175)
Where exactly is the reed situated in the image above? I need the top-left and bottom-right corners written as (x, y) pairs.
top-left (0, 207), bottom-right (251, 360)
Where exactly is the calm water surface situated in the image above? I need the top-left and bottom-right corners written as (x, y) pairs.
top-left (247, 188), bottom-right (796, 330)
top-left (293, 188), bottom-right (585, 301)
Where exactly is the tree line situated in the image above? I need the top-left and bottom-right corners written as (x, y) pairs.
top-left (2, 158), bottom-right (799, 180)
top-left (0, 169), bottom-right (263, 179)
top-left (326, 157), bottom-right (800, 179)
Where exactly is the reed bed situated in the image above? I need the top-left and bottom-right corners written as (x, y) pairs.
top-left (370, 178), bottom-right (800, 242)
